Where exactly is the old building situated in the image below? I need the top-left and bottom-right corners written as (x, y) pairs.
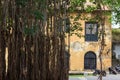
top-left (66, 1), bottom-right (112, 72)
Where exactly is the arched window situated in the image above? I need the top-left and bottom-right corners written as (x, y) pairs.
top-left (84, 51), bottom-right (96, 69)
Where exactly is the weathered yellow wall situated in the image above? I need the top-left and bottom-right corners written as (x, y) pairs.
top-left (66, 11), bottom-right (112, 71)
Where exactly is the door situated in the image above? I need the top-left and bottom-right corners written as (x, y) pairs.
top-left (84, 51), bottom-right (96, 69)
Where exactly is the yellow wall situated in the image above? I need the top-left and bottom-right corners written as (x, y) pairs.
top-left (66, 11), bottom-right (112, 71)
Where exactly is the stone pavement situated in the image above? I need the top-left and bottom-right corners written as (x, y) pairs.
top-left (69, 74), bottom-right (120, 80)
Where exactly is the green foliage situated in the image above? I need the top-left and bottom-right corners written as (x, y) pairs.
top-left (33, 10), bottom-right (44, 20)
top-left (85, 6), bottom-right (97, 13)
top-left (70, 0), bottom-right (86, 7)
top-left (24, 26), bottom-right (38, 36)
top-left (69, 0), bottom-right (120, 24)
top-left (112, 29), bottom-right (120, 35)
top-left (103, 0), bottom-right (120, 24)
top-left (74, 14), bottom-right (81, 21)
top-left (68, 0), bottom-right (100, 38)
top-left (69, 0), bottom-right (86, 12)
top-left (69, 74), bottom-right (93, 77)
top-left (112, 29), bottom-right (120, 42)
top-left (68, 11), bottom-right (83, 37)
top-left (16, 0), bottom-right (28, 7)
top-left (70, 21), bottom-right (83, 37)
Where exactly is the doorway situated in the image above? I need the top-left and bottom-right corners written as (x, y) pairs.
top-left (84, 51), bottom-right (96, 69)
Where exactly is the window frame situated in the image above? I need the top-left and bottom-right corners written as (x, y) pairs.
top-left (85, 22), bottom-right (98, 41)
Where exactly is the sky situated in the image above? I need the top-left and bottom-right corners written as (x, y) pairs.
top-left (112, 23), bottom-right (120, 28)
top-left (112, 12), bottom-right (120, 28)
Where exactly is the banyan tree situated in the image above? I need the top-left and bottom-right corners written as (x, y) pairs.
top-left (0, 0), bottom-right (69, 80)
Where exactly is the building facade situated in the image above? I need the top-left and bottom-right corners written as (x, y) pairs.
top-left (66, 11), bottom-right (112, 71)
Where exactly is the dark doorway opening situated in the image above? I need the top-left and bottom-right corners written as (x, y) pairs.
top-left (84, 51), bottom-right (96, 69)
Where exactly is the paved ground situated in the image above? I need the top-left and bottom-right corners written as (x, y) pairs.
top-left (69, 74), bottom-right (120, 80)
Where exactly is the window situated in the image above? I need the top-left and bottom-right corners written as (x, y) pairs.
top-left (85, 22), bottom-right (98, 41)
top-left (58, 18), bottom-right (70, 33)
